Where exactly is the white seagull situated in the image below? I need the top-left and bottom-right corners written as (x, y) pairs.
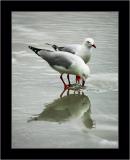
top-left (46, 38), bottom-right (96, 83)
top-left (28, 46), bottom-right (90, 89)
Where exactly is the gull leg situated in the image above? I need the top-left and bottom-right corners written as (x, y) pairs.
top-left (60, 74), bottom-right (69, 90)
top-left (82, 80), bottom-right (85, 86)
top-left (76, 75), bottom-right (81, 84)
top-left (67, 74), bottom-right (71, 86)
top-left (76, 76), bottom-right (78, 83)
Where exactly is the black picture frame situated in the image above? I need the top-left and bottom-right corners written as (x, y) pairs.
top-left (1, 0), bottom-right (129, 159)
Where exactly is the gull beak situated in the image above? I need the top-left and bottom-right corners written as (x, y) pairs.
top-left (92, 44), bottom-right (96, 48)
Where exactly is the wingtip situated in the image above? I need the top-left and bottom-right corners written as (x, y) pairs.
top-left (28, 46), bottom-right (32, 49)
top-left (28, 45), bottom-right (42, 56)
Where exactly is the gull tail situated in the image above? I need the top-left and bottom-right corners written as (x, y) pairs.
top-left (45, 43), bottom-right (58, 51)
top-left (28, 46), bottom-right (42, 56)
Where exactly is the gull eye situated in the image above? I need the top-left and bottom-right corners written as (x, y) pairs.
top-left (87, 41), bottom-right (90, 43)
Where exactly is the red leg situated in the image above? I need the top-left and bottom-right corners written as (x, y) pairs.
top-left (76, 75), bottom-right (81, 84)
top-left (67, 74), bottom-right (71, 86)
top-left (60, 74), bottom-right (69, 90)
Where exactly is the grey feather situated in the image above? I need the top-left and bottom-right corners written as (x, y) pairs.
top-left (58, 44), bottom-right (81, 54)
top-left (39, 50), bottom-right (72, 69)
top-left (29, 46), bottom-right (72, 69)
top-left (45, 43), bottom-right (80, 54)
top-left (57, 46), bottom-right (75, 54)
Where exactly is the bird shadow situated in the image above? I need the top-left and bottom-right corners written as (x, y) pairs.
top-left (28, 90), bottom-right (95, 129)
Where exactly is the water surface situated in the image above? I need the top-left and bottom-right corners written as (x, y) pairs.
top-left (12, 12), bottom-right (118, 148)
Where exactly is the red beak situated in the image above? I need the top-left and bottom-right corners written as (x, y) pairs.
top-left (92, 44), bottom-right (96, 48)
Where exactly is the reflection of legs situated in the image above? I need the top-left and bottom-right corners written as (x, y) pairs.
top-left (60, 89), bottom-right (66, 98)
top-left (67, 89), bottom-right (70, 96)
top-left (60, 74), bottom-right (69, 90)
top-left (82, 91), bottom-right (84, 95)
top-left (67, 74), bottom-right (71, 86)
top-left (60, 88), bottom-right (70, 98)
top-left (78, 90), bottom-right (80, 94)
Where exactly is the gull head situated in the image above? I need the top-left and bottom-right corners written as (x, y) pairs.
top-left (84, 38), bottom-right (96, 48)
top-left (79, 64), bottom-right (90, 82)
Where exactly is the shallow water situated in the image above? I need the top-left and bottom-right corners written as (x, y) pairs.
top-left (12, 12), bottom-right (118, 148)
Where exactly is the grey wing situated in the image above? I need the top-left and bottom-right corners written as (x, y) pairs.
top-left (38, 49), bottom-right (72, 69)
top-left (49, 54), bottom-right (72, 69)
top-left (58, 44), bottom-right (81, 54)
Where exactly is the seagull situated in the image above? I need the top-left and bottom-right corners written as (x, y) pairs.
top-left (45, 38), bottom-right (96, 83)
top-left (28, 46), bottom-right (90, 90)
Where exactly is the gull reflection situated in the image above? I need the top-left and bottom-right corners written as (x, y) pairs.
top-left (28, 91), bottom-right (95, 129)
